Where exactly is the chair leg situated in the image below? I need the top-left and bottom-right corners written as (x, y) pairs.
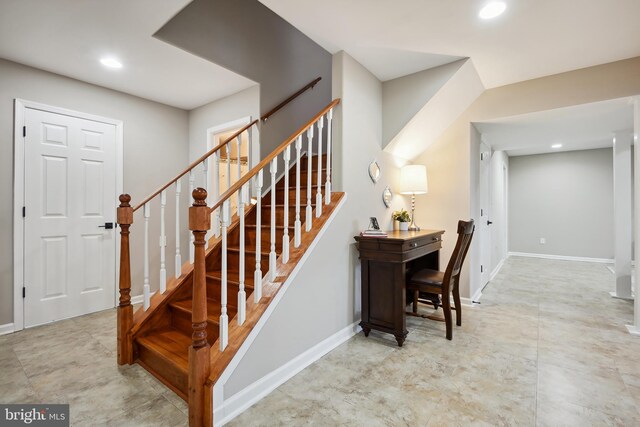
top-left (442, 294), bottom-right (452, 340)
top-left (453, 286), bottom-right (462, 327)
top-left (412, 290), bottom-right (419, 314)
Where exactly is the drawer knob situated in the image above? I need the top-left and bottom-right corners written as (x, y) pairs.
top-left (411, 243), bottom-right (417, 247)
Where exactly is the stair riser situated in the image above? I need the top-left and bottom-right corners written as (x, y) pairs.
top-left (137, 344), bottom-right (188, 398)
top-left (273, 186), bottom-right (323, 203)
top-left (226, 251), bottom-right (270, 274)
top-left (170, 307), bottom-right (219, 346)
top-left (206, 279), bottom-right (253, 309)
top-left (279, 169), bottom-right (328, 187)
top-left (260, 205), bottom-right (309, 225)
top-left (231, 226), bottom-right (292, 250)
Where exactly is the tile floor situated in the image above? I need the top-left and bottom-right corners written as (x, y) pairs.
top-left (1, 257), bottom-right (639, 426)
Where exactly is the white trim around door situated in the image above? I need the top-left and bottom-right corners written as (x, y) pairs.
top-left (13, 99), bottom-right (123, 331)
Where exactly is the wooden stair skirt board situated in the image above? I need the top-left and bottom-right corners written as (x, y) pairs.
top-left (126, 154), bottom-right (344, 415)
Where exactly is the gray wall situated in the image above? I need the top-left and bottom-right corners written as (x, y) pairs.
top-left (222, 51), bottom-right (405, 398)
top-left (0, 58), bottom-right (190, 325)
top-left (509, 148), bottom-right (614, 259)
top-left (155, 0), bottom-right (332, 162)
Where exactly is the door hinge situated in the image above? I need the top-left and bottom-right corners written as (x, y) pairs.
top-left (23, 126), bottom-right (26, 138)
top-left (22, 206), bottom-right (25, 218)
top-left (22, 287), bottom-right (25, 298)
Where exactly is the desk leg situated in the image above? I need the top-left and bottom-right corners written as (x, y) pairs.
top-left (394, 332), bottom-right (407, 347)
top-left (361, 324), bottom-right (371, 337)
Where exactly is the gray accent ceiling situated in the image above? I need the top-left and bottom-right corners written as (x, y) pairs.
top-left (154, 0), bottom-right (332, 159)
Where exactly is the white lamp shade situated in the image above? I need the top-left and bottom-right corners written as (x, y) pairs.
top-left (400, 165), bottom-right (428, 195)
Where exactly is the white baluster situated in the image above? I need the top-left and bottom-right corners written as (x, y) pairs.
top-left (226, 144), bottom-right (231, 191)
top-left (175, 179), bottom-right (182, 278)
top-left (254, 170), bottom-right (263, 303)
top-left (325, 109), bottom-right (333, 205)
top-left (143, 203), bottom-right (151, 310)
top-left (294, 135), bottom-right (302, 247)
top-left (213, 152), bottom-right (221, 238)
top-left (220, 200), bottom-right (230, 351)
top-left (316, 116), bottom-right (324, 218)
top-left (189, 170), bottom-right (195, 264)
top-left (305, 126), bottom-right (314, 231)
top-left (282, 146), bottom-right (291, 263)
top-left (237, 185), bottom-right (247, 325)
top-left (203, 160), bottom-right (210, 249)
top-left (269, 158), bottom-right (278, 281)
top-left (237, 135), bottom-right (242, 209)
top-left (159, 190), bottom-right (167, 294)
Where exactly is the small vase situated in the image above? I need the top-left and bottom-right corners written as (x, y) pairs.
top-left (399, 222), bottom-right (409, 231)
top-left (393, 220), bottom-right (400, 231)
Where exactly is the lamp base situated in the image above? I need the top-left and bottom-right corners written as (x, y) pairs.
top-left (409, 194), bottom-right (420, 231)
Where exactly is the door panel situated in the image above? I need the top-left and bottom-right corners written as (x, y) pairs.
top-left (24, 107), bottom-right (117, 327)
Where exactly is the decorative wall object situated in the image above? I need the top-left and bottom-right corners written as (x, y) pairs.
top-left (368, 161), bottom-right (380, 183)
top-left (382, 186), bottom-right (392, 208)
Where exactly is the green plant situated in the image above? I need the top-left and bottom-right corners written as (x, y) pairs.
top-left (392, 209), bottom-right (410, 222)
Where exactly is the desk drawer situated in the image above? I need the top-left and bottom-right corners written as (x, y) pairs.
top-left (402, 234), bottom-right (442, 252)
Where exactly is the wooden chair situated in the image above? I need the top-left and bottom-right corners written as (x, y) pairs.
top-left (406, 220), bottom-right (474, 340)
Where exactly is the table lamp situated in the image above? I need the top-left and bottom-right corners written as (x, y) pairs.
top-left (400, 165), bottom-right (428, 231)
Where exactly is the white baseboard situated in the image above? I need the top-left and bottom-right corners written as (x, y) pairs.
top-left (460, 297), bottom-right (479, 307)
top-left (626, 324), bottom-right (640, 336)
top-left (215, 321), bottom-right (361, 426)
top-left (0, 323), bottom-right (15, 336)
top-left (610, 291), bottom-right (634, 301)
top-left (490, 257), bottom-right (506, 282)
top-left (508, 252), bottom-right (613, 264)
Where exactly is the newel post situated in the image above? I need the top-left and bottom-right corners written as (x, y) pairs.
top-left (189, 188), bottom-right (211, 427)
top-left (117, 194), bottom-right (134, 365)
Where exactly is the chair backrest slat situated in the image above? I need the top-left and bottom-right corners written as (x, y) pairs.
top-left (442, 220), bottom-right (475, 294)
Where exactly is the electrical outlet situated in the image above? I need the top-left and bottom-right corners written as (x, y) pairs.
top-left (540, 237), bottom-right (546, 244)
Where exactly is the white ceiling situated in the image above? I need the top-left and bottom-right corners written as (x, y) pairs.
top-left (474, 98), bottom-right (634, 156)
top-left (258, 0), bottom-right (640, 87)
top-left (0, 0), bottom-right (256, 110)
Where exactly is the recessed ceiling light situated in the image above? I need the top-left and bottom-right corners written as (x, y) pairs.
top-left (100, 57), bottom-right (123, 69)
top-left (479, 2), bottom-right (507, 19)
top-left (551, 144), bottom-right (562, 149)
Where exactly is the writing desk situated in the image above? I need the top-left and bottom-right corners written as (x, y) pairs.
top-left (354, 229), bottom-right (444, 346)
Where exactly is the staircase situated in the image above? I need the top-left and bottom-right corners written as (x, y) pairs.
top-left (131, 154), bottom-right (328, 399)
top-left (116, 99), bottom-right (341, 427)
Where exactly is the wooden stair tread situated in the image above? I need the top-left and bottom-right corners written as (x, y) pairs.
top-left (170, 298), bottom-right (222, 325)
top-left (136, 328), bottom-right (190, 372)
top-left (206, 271), bottom-right (254, 288)
top-left (246, 224), bottom-right (294, 229)
top-left (227, 247), bottom-right (272, 256)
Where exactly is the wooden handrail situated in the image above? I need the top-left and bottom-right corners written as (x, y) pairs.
top-left (131, 76), bottom-right (322, 212)
top-left (261, 77), bottom-right (321, 122)
top-left (209, 98), bottom-right (340, 214)
top-left (132, 119), bottom-right (258, 212)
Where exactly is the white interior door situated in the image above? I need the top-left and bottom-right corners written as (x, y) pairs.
top-left (23, 107), bottom-right (117, 327)
top-left (479, 142), bottom-right (492, 288)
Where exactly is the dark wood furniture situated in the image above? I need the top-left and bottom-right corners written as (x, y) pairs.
top-left (407, 220), bottom-right (474, 340)
top-left (354, 229), bottom-right (444, 346)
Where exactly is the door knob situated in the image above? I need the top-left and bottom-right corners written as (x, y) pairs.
top-left (487, 220), bottom-right (493, 226)
top-left (98, 222), bottom-right (114, 229)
